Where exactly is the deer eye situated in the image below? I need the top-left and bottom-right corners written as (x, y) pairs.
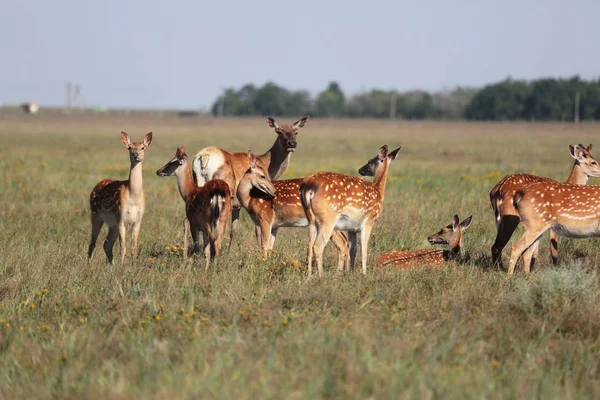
top-left (260, 175), bottom-right (266, 179)
top-left (592, 161), bottom-right (598, 166)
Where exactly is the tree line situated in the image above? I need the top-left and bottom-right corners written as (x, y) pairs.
top-left (211, 77), bottom-right (600, 121)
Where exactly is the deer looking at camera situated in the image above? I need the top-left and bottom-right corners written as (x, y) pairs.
top-left (88, 131), bottom-right (153, 264)
top-left (192, 116), bottom-right (309, 248)
top-left (156, 146), bottom-right (232, 269)
top-left (300, 145), bottom-right (401, 277)
top-left (509, 181), bottom-right (600, 275)
top-left (490, 144), bottom-right (600, 268)
top-left (236, 154), bottom-right (351, 271)
top-left (377, 214), bottom-right (472, 268)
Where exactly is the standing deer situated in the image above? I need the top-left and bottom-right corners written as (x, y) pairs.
top-left (377, 214), bottom-right (472, 268)
top-left (300, 145), bottom-right (401, 277)
top-left (509, 181), bottom-right (600, 275)
top-left (236, 156), bottom-right (350, 271)
top-left (156, 146), bottom-right (232, 269)
top-left (192, 116), bottom-right (309, 248)
top-left (490, 144), bottom-right (600, 268)
top-left (88, 131), bottom-right (152, 264)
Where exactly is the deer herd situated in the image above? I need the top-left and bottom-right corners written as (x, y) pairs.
top-left (87, 116), bottom-right (600, 277)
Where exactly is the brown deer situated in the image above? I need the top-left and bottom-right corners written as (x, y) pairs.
top-left (236, 158), bottom-right (350, 271)
top-left (192, 116), bottom-right (308, 249)
top-left (377, 214), bottom-right (472, 268)
top-left (88, 131), bottom-right (152, 264)
top-left (300, 145), bottom-right (401, 277)
top-left (490, 144), bottom-right (600, 268)
top-left (156, 146), bottom-right (232, 269)
top-left (509, 180), bottom-right (600, 275)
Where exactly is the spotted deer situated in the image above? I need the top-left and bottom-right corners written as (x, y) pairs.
top-left (490, 144), bottom-right (600, 268)
top-left (156, 146), bottom-right (232, 269)
top-left (300, 145), bottom-right (401, 277)
top-left (377, 214), bottom-right (472, 268)
top-left (509, 181), bottom-right (600, 275)
top-left (192, 116), bottom-right (309, 248)
top-left (88, 131), bottom-right (152, 264)
top-left (236, 157), bottom-right (351, 271)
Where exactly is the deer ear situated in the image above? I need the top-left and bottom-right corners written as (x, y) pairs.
top-left (570, 145), bottom-right (584, 160)
top-left (452, 214), bottom-right (460, 231)
top-left (144, 132), bottom-right (153, 147)
top-left (460, 215), bottom-right (473, 230)
top-left (292, 115), bottom-right (309, 130)
top-left (589, 144), bottom-right (593, 151)
top-left (267, 117), bottom-right (279, 131)
top-left (387, 146), bottom-right (401, 161)
top-left (121, 131), bottom-right (131, 148)
top-left (176, 146), bottom-right (186, 159)
top-left (378, 145), bottom-right (388, 160)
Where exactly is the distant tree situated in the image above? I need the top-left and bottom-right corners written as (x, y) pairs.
top-left (464, 78), bottom-right (530, 120)
top-left (315, 82), bottom-right (346, 117)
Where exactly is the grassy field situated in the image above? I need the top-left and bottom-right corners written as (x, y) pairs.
top-left (2, 115), bottom-right (600, 398)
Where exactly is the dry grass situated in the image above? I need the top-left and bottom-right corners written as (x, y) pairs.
top-left (1, 115), bottom-right (600, 398)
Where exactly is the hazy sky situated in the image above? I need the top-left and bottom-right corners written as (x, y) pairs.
top-left (1, 0), bottom-right (598, 109)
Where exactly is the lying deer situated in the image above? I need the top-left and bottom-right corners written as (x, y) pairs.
top-left (509, 181), bottom-right (600, 275)
top-left (490, 144), bottom-right (600, 267)
top-left (192, 116), bottom-right (309, 248)
top-left (156, 146), bottom-right (232, 269)
top-left (88, 131), bottom-right (152, 264)
top-left (236, 155), bottom-right (350, 271)
top-left (377, 214), bottom-right (472, 268)
top-left (300, 145), bottom-right (401, 277)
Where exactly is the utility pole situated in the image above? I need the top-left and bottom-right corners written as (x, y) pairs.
top-left (217, 86), bottom-right (226, 117)
top-left (65, 82), bottom-right (72, 109)
top-left (574, 91), bottom-right (580, 124)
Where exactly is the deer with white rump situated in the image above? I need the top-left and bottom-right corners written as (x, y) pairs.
top-left (193, 116), bottom-right (308, 248)
top-left (237, 152), bottom-right (351, 270)
top-left (88, 131), bottom-right (153, 264)
top-left (300, 145), bottom-right (401, 277)
top-left (156, 146), bottom-right (232, 269)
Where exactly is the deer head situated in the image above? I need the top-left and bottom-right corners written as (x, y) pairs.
top-left (427, 214), bottom-right (472, 246)
top-left (122, 131), bottom-right (152, 163)
top-left (267, 115), bottom-right (309, 153)
top-left (156, 146), bottom-right (188, 177)
top-left (358, 145), bottom-right (401, 177)
top-left (238, 151), bottom-right (278, 199)
top-left (569, 143), bottom-right (600, 177)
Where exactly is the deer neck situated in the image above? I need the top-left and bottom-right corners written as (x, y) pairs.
top-left (373, 160), bottom-right (391, 200)
top-left (565, 162), bottom-right (589, 185)
top-left (259, 138), bottom-right (290, 180)
top-left (448, 230), bottom-right (463, 260)
top-left (128, 159), bottom-right (144, 198)
top-left (174, 162), bottom-right (196, 202)
top-left (236, 179), bottom-right (253, 210)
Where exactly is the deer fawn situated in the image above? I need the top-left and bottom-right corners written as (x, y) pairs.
top-left (490, 144), bottom-right (600, 268)
top-left (236, 158), bottom-right (350, 270)
top-left (88, 131), bottom-right (152, 264)
top-left (192, 116), bottom-right (309, 248)
top-left (377, 214), bottom-right (472, 268)
top-left (509, 180), bottom-right (600, 275)
top-left (300, 145), bottom-right (401, 277)
top-left (156, 146), bottom-right (232, 269)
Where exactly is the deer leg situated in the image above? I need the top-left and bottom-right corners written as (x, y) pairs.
top-left (229, 207), bottom-right (241, 248)
top-left (88, 213), bottom-right (103, 261)
top-left (549, 230), bottom-right (560, 265)
top-left (347, 232), bottom-right (358, 272)
top-left (508, 227), bottom-right (546, 275)
top-left (254, 224), bottom-right (262, 249)
top-left (202, 230), bottom-right (211, 270)
top-left (183, 218), bottom-right (190, 258)
top-left (307, 222), bottom-right (318, 277)
top-left (330, 230), bottom-right (349, 273)
top-left (190, 222), bottom-right (200, 257)
top-left (491, 215), bottom-right (520, 268)
top-left (522, 239), bottom-right (540, 274)
top-left (260, 220), bottom-right (272, 255)
top-left (269, 228), bottom-right (278, 252)
top-left (118, 223), bottom-right (127, 264)
top-left (313, 221), bottom-right (336, 278)
top-left (359, 222), bottom-right (375, 275)
top-left (103, 225), bottom-right (119, 264)
top-left (131, 220), bottom-right (142, 261)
